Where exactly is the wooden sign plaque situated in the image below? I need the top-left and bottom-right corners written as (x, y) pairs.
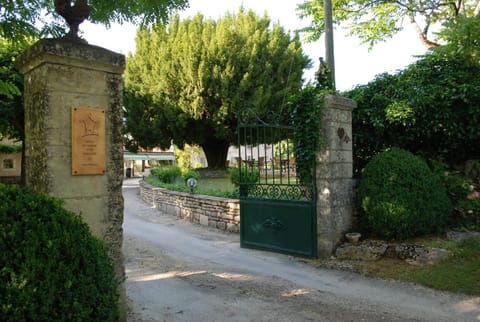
top-left (71, 107), bottom-right (106, 175)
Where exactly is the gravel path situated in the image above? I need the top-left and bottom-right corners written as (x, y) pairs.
top-left (122, 178), bottom-right (480, 322)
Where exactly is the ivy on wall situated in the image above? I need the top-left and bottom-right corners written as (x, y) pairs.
top-left (289, 86), bottom-right (328, 185)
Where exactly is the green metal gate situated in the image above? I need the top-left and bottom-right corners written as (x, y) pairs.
top-left (238, 109), bottom-right (317, 258)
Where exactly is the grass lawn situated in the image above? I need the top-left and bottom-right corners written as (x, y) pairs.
top-left (197, 177), bottom-right (235, 194)
top-left (405, 237), bottom-right (480, 295)
top-left (314, 236), bottom-right (480, 296)
top-left (145, 176), bottom-right (237, 198)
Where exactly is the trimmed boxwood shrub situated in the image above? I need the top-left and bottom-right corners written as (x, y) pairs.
top-left (358, 148), bottom-right (452, 239)
top-left (0, 184), bottom-right (119, 321)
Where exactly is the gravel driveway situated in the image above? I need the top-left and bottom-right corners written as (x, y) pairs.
top-left (122, 178), bottom-right (480, 322)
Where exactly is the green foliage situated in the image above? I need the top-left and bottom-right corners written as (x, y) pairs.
top-left (151, 165), bottom-right (182, 184)
top-left (0, 184), bottom-right (119, 321)
top-left (297, 0), bottom-right (478, 49)
top-left (435, 16), bottom-right (480, 65)
top-left (0, 3), bottom-right (62, 44)
top-left (429, 160), bottom-right (480, 231)
top-left (289, 85), bottom-right (326, 184)
top-left (145, 175), bottom-right (238, 198)
top-left (0, 40), bottom-right (26, 140)
top-left (314, 57), bottom-right (334, 91)
top-left (181, 169), bottom-right (200, 183)
top-left (228, 167), bottom-right (259, 187)
top-left (175, 144), bottom-right (205, 171)
top-left (0, 1), bottom-right (188, 45)
top-left (456, 198), bottom-right (480, 231)
top-left (122, 91), bottom-right (178, 153)
top-left (124, 9), bottom-right (310, 168)
top-left (84, 0), bottom-right (188, 27)
top-left (358, 148), bottom-right (452, 239)
top-left (346, 52), bottom-right (480, 174)
top-left (0, 144), bottom-right (22, 153)
top-left (274, 140), bottom-right (294, 159)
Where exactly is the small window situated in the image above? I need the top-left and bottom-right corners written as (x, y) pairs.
top-left (3, 159), bottom-right (14, 169)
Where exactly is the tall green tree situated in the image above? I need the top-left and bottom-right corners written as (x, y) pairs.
top-left (297, 0), bottom-right (480, 49)
top-left (124, 9), bottom-right (311, 168)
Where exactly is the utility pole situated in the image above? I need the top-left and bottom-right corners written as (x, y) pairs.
top-left (324, 0), bottom-right (336, 90)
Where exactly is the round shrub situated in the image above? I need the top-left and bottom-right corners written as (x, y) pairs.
top-left (0, 184), bottom-right (119, 321)
top-left (358, 148), bottom-right (452, 239)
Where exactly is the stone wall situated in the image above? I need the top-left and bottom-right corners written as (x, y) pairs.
top-left (140, 180), bottom-right (240, 232)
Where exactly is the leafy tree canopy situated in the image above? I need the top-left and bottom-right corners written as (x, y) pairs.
top-left (0, 0), bottom-right (189, 44)
top-left (124, 8), bottom-right (311, 168)
top-left (0, 39), bottom-right (26, 140)
top-left (297, 0), bottom-right (480, 49)
top-left (346, 51), bottom-right (480, 174)
top-left (435, 16), bottom-right (480, 65)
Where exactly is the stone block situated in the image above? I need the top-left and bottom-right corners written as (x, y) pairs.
top-left (62, 196), bottom-right (107, 239)
top-left (227, 223), bottom-right (238, 233)
top-left (335, 241), bottom-right (387, 261)
top-left (446, 230), bottom-right (480, 241)
top-left (200, 215), bottom-right (209, 226)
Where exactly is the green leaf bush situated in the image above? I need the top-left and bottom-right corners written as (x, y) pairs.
top-left (228, 167), bottom-right (259, 187)
top-left (289, 85), bottom-right (326, 185)
top-left (151, 165), bottom-right (182, 183)
top-left (181, 169), bottom-right (200, 183)
top-left (429, 160), bottom-right (480, 231)
top-left (347, 53), bottom-right (480, 175)
top-left (358, 148), bottom-right (452, 239)
top-left (0, 184), bottom-right (119, 321)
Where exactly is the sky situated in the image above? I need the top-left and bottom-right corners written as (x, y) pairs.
top-left (82, 0), bottom-right (428, 91)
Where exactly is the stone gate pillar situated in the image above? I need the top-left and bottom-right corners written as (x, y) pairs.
top-left (316, 94), bottom-right (357, 257)
top-left (17, 39), bottom-right (126, 317)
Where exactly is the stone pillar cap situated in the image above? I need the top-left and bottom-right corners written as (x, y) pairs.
top-left (325, 94), bottom-right (357, 111)
top-left (16, 38), bottom-right (125, 74)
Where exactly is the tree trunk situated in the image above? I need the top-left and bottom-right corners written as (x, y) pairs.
top-left (202, 139), bottom-right (230, 169)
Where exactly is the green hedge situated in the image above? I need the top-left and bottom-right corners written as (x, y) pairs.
top-left (0, 144), bottom-right (22, 153)
top-left (0, 184), bottom-right (119, 321)
top-left (228, 167), bottom-right (259, 187)
top-left (151, 165), bottom-right (182, 183)
top-left (358, 148), bottom-right (452, 239)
